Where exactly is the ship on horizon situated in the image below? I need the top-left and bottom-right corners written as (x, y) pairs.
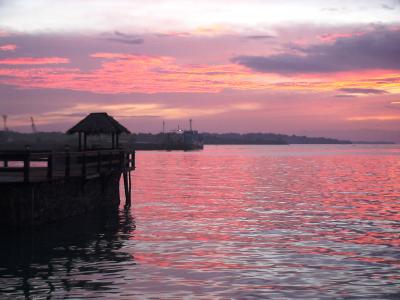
top-left (134, 119), bottom-right (204, 151)
top-left (164, 119), bottom-right (204, 150)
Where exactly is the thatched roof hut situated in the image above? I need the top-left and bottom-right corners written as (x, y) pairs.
top-left (67, 112), bottom-right (130, 135)
top-left (67, 112), bottom-right (130, 150)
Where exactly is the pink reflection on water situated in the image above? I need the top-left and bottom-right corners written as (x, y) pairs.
top-left (119, 145), bottom-right (400, 296)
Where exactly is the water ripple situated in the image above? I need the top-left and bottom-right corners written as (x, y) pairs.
top-left (1, 145), bottom-right (399, 299)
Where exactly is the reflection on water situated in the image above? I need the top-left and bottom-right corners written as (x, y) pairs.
top-left (0, 209), bottom-right (135, 299)
top-left (1, 145), bottom-right (400, 299)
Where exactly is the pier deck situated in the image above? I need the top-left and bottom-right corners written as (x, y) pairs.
top-left (0, 149), bottom-right (135, 183)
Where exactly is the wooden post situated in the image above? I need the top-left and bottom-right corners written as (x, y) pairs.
top-left (120, 150), bottom-right (124, 170)
top-left (116, 133), bottom-right (119, 149)
top-left (31, 186), bottom-right (35, 227)
top-left (128, 170), bottom-right (132, 197)
top-left (4, 160), bottom-right (8, 167)
top-left (97, 151), bottom-right (101, 173)
top-left (84, 133), bottom-right (87, 150)
top-left (82, 152), bottom-right (86, 177)
top-left (23, 153), bottom-right (30, 183)
top-left (112, 133), bottom-right (115, 149)
top-left (78, 132), bottom-right (82, 151)
top-left (65, 150), bottom-right (70, 178)
top-left (123, 171), bottom-right (131, 208)
top-left (109, 151), bottom-right (113, 170)
top-left (47, 152), bottom-right (53, 180)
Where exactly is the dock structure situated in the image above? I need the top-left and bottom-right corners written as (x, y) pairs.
top-left (0, 113), bottom-right (135, 229)
top-left (0, 149), bottom-right (135, 183)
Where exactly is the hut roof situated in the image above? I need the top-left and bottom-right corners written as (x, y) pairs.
top-left (66, 112), bottom-right (131, 135)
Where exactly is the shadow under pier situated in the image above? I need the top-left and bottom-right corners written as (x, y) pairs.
top-left (0, 208), bottom-right (136, 299)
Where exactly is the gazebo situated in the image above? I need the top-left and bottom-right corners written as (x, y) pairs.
top-left (67, 112), bottom-right (131, 151)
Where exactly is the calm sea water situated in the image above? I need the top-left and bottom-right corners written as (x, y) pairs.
top-left (1, 145), bottom-right (399, 299)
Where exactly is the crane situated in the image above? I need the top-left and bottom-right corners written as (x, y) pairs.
top-left (31, 117), bottom-right (37, 133)
top-left (2, 115), bottom-right (8, 131)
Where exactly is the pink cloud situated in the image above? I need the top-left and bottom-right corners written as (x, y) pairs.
top-left (0, 53), bottom-right (270, 93)
top-left (0, 57), bottom-right (69, 65)
top-left (0, 44), bottom-right (17, 51)
top-left (0, 52), bottom-right (399, 95)
top-left (318, 32), bottom-right (365, 42)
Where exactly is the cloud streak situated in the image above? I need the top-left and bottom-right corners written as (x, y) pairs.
top-left (106, 31), bottom-right (144, 44)
top-left (0, 53), bottom-right (268, 93)
top-left (0, 44), bottom-right (17, 51)
top-left (9, 100), bottom-right (263, 127)
top-left (246, 35), bottom-right (275, 40)
top-left (337, 88), bottom-right (388, 95)
top-left (347, 115), bottom-right (400, 121)
top-left (233, 28), bottom-right (400, 74)
top-left (0, 57), bottom-right (69, 65)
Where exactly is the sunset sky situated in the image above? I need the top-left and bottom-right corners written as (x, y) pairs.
top-left (0, 0), bottom-right (399, 141)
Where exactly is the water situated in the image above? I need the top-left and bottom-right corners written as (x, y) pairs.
top-left (1, 145), bottom-right (399, 299)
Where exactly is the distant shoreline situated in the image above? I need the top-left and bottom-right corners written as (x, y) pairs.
top-left (0, 131), bottom-right (396, 151)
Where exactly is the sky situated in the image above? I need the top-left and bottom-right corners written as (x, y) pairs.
top-left (0, 0), bottom-right (399, 142)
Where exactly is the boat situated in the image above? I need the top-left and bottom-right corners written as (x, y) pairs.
top-left (164, 121), bottom-right (204, 150)
top-left (133, 119), bottom-right (204, 151)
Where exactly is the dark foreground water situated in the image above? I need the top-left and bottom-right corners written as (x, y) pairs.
top-left (1, 145), bottom-right (399, 299)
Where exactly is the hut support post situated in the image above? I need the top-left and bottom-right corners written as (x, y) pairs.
top-left (23, 153), bottom-right (30, 183)
top-left (83, 133), bottom-right (87, 150)
top-left (128, 170), bottom-right (132, 199)
top-left (78, 132), bottom-right (82, 151)
top-left (123, 170), bottom-right (131, 208)
top-left (82, 152), bottom-right (86, 177)
top-left (97, 151), bottom-right (101, 173)
top-left (47, 152), bottom-right (53, 180)
top-left (65, 150), bottom-right (70, 178)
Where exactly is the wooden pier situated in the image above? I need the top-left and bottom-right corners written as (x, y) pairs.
top-left (0, 112), bottom-right (136, 229)
top-left (0, 149), bottom-right (135, 183)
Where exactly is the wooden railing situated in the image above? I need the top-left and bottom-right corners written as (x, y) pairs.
top-left (0, 149), bottom-right (135, 183)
